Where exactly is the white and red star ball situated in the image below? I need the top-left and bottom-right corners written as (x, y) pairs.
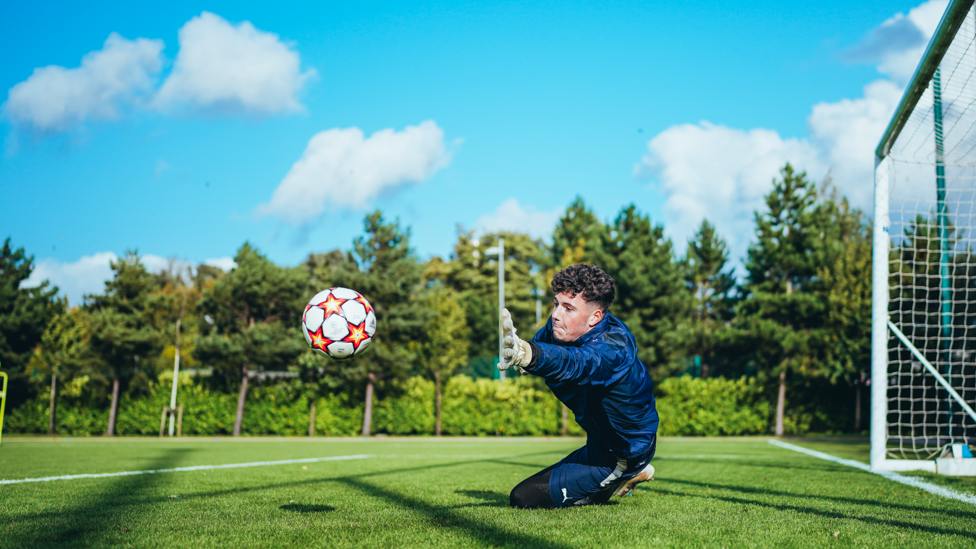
top-left (301, 287), bottom-right (376, 359)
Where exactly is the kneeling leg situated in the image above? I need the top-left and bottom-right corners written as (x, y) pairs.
top-left (510, 464), bottom-right (557, 509)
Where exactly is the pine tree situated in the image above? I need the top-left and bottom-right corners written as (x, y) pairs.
top-left (0, 239), bottom-right (62, 408)
top-left (552, 196), bottom-right (607, 270)
top-left (419, 285), bottom-right (470, 435)
top-left (297, 249), bottom-right (357, 434)
top-left (194, 243), bottom-right (306, 436)
top-left (86, 251), bottom-right (160, 435)
top-left (304, 250), bottom-right (351, 291)
top-left (28, 307), bottom-right (90, 434)
top-left (740, 165), bottom-right (815, 435)
top-left (194, 264), bottom-right (227, 290)
top-left (683, 219), bottom-right (736, 378)
top-left (600, 205), bottom-right (692, 380)
top-left (806, 183), bottom-right (871, 431)
top-left (738, 165), bottom-right (863, 434)
top-left (818, 228), bottom-right (872, 429)
top-left (332, 211), bottom-right (428, 436)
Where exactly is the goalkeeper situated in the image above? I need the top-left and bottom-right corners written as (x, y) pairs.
top-left (501, 264), bottom-right (658, 509)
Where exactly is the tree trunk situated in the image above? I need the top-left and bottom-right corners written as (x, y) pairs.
top-left (434, 371), bottom-right (442, 437)
top-left (107, 369), bottom-right (120, 436)
top-left (362, 373), bottom-right (375, 436)
top-left (774, 280), bottom-right (792, 437)
top-left (48, 374), bottom-right (57, 435)
top-left (308, 399), bottom-right (316, 437)
top-left (233, 363), bottom-right (249, 436)
top-left (855, 383), bottom-right (862, 431)
top-left (775, 370), bottom-right (786, 436)
top-left (561, 404), bottom-right (569, 436)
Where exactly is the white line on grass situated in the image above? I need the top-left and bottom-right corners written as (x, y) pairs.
top-left (0, 454), bottom-right (374, 485)
top-left (364, 453), bottom-right (781, 462)
top-left (655, 454), bottom-right (778, 459)
top-left (768, 440), bottom-right (976, 506)
top-left (375, 454), bottom-right (566, 459)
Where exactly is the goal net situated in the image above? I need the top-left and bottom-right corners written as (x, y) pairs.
top-left (873, 0), bottom-right (976, 470)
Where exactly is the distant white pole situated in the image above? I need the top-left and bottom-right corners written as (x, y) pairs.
top-left (498, 238), bottom-right (505, 381)
top-left (169, 318), bottom-right (180, 436)
top-left (871, 154), bottom-right (890, 470)
top-left (169, 279), bottom-right (189, 437)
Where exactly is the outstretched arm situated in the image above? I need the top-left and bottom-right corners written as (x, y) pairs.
top-left (529, 338), bottom-right (628, 385)
top-left (499, 308), bottom-right (628, 385)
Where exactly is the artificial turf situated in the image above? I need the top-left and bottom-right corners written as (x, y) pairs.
top-left (1, 436), bottom-right (974, 548)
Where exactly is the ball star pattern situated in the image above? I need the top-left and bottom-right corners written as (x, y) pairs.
top-left (302, 287), bottom-right (375, 359)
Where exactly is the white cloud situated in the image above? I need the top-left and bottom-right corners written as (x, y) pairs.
top-left (142, 254), bottom-right (200, 284)
top-left (140, 254), bottom-right (174, 274)
top-left (473, 198), bottom-right (563, 240)
top-left (204, 257), bottom-right (237, 271)
top-left (4, 12), bottom-right (313, 137)
top-left (134, 254), bottom-right (236, 280)
top-left (853, 0), bottom-right (949, 86)
top-left (257, 120), bottom-right (452, 224)
top-left (22, 252), bottom-right (118, 305)
top-left (843, 13), bottom-right (926, 67)
top-left (3, 33), bottom-right (163, 133)
top-left (636, 0), bottom-right (940, 263)
top-left (637, 123), bottom-right (824, 260)
top-left (807, 79), bottom-right (904, 207)
top-left (21, 252), bottom-right (235, 305)
top-left (154, 12), bottom-right (315, 114)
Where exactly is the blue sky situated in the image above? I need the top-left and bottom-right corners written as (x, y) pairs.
top-left (1, 0), bottom-right (943, 302)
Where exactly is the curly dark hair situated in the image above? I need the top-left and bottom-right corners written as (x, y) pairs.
top-left (550, 264), bottom-right (615, 311)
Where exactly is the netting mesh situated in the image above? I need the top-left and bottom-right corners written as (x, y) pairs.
top-left (882, 4), bottom-right (976, 460)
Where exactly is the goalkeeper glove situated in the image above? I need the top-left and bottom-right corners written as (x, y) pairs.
top-left (499, 308), bottom-right (533, 372)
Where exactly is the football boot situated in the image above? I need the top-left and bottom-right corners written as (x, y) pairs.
top-left (614, 463), bottom-right (655, 497)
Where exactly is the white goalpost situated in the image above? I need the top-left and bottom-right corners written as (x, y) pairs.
top-left (873, 0), bottom-right (976, 473)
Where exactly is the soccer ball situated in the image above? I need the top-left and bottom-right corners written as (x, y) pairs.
top-left (302, 287), bottom-right (376, 359)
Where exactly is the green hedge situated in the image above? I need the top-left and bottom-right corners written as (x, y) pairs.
top-left (7, 374), bottom-right (777, 437)
top-left (370, 375), bottom-right (587, 436)
top-left (655, 375), bottom-right (769, 436)
top-left (5, 375), bottom-right (584, 437)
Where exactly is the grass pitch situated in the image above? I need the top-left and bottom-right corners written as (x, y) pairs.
top-left (1, 437), bottom-right (974, 548)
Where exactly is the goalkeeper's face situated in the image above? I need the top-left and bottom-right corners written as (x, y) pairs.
top-left (551, 292), bottom-right (604, 342)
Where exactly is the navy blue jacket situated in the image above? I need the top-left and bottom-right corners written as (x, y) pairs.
top-left (529, 312), bottom-right (658, 458)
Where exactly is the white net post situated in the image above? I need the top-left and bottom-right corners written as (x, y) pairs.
top-left (871, 154), bottom-right (891, 471)
top-left (874, 0), bottom-right (976, 471)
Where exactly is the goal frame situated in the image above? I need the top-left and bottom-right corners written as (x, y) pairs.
top-left (872, 0), bottom-right (976, 473)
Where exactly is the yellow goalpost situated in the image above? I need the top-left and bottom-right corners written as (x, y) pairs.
top-left (0, 370), bottom-right (7, 446)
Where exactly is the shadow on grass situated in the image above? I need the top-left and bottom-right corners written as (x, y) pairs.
top-left (280, 503), bottom-right (335, 513)
top-left (451, 490), bottom-right (510, 509)
top-left (3, 448), bottom-right (193, 548)
top-left (2, 449), bottom-right (560, 524)
top-left (130, 449), bottom-right (564, 506)
top-left (656, 477), bottom-right (976, 519)
top-left (338, 476), bottom-right (572, 549)
top-left (456, 490), bottom-right (509, 504)
top-left (648, 482), bottom-right (976, 540)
